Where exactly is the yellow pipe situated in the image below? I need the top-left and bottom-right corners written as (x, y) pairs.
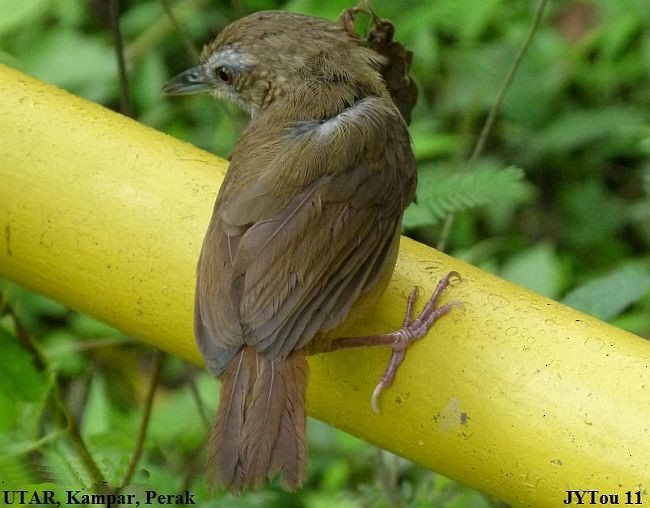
top-left (0, 65), bottom-right (648, 507)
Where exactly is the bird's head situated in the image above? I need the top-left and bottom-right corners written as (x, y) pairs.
top-left (162, 10), bottom-right (385, 116)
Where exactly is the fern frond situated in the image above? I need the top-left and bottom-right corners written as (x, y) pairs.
top-left (41, 444), bottom-right (92, 488)
top-left (0, 456), bottom-right (38, 487)
top-left (403, 166), bottom-right (533, 229)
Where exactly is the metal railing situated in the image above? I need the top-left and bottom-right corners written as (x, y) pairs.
top-left (1, 64), bottom-right (648, 507)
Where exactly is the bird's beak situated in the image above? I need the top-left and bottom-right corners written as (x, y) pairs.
top-left (161, 66), bottom-right (210, 95)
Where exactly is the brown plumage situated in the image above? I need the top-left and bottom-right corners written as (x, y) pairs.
top-left (163, 10), bottom-right (417, 493)
top-left (209, 347), bottom-right (307, 491)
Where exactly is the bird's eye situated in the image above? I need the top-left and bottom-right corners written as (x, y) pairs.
top-left (215, 66), bottom-right (233, 84)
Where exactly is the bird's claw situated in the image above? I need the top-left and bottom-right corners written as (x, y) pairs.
top-left (371, 271), bottom-right (462, 413)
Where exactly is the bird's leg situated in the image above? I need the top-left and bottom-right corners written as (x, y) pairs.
top-left (324, 271), bottom-right (462, 413)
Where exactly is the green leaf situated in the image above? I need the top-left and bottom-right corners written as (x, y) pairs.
top-left (643, 168), bottom-right (650, 195)
top-left (87, 432), bottom-right (132, 485)
top-left (69, 314), bottom-right (121, 338)
top-left (0, 50), bottom-right (24, 69)
top-left (81, 375), bottom-right (111, 437)
top-left (147, 372), bottom-right (215, 450)
top-left (562, 262), bottom-right (650, 321)
top-left (319, 459), bottom-right (352, 490)
top-left (0, 0), bottom-right (48, 36)
top-left (411, 119), bottom-right (462, 159)
top-left (412, 0), bottom-right (501, 41)
top-left (0, 329), bottom-right (47, 402)
top-left (42, 330), bottom-right (88, 378)
top-left (500, 243), bottom-right (564, 298)
top-left (2, 280), bottom-right (69, 331)
top-left (501, 31), bottom-right (567, 125)
top-left (0, 391), bottom-right (19, 432)
top-left (21, 29), bottom-right (116, 102)
top-left (535, 106), bottom-right (645, 153)
top-left (559, 179), bottom-right (628, 251)
top-left (639, 137), bottom-right (650, 157)
top-left (0, 456), bottom-right (38, 486)
top-left (445, 490), bottom-right (492, 508)
top-left (132, 50), bottom-right (167, 113)
top-left (42, 444), bottom-right (92, 489)
top-left (303, 492), bottom-right (360, 508)
top-left (404, 165), bottom-right (533, 229)
top-left (612, 307), bottom-right (650, 336)
top-left (597, 12), bottom-right (642, 59)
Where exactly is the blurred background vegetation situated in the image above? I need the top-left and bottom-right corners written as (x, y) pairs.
top-left (0, 0), bottom-right (649, 506)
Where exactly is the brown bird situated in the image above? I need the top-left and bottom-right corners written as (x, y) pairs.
top-left (163, 10), bottom-right (458, 494)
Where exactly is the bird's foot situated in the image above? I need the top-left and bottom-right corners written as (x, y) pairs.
top-left (327, 271), bottom-right (462, 413)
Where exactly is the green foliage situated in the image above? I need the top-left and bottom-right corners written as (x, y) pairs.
top-left (403, 165), bottom-right (533, 229)
top-left (0, 0), bottom-right (649, 506)
top-left (0, 328), bottom-right (47, 402)
top-left (563, 262), bottom-right (650, 321)
top-left (21, 30), bottom-right (117, 102)
top-left (42, 444), bottom-right (94, 489)
top-left (499, 242), bottom-right (564, 299)
top-left (0, 0), bottom-right (49, 36)
top-left (534, 106), bottom-right (646, 155)
top-left (0, 461), bottom-right (34, 488)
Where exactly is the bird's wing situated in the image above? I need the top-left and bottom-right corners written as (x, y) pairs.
top-left (195, 96), bottom-right (416, 373)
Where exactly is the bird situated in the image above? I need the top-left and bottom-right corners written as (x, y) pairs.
top-left (162, 9), bottom-right (459, 494)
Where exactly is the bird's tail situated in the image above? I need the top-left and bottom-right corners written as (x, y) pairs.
top-left (208, 345), bottom-right (308, 493)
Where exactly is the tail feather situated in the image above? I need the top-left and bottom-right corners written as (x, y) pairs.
top-left (270, 380), bottom-right (307, 490)
top-left (208, 349), bottom-right (251, 488)
top-left (208, 346), bottom-right (308, 493)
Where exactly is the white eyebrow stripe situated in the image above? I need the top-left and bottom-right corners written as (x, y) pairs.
top-left (204, 46), bottom-right (256, 70)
